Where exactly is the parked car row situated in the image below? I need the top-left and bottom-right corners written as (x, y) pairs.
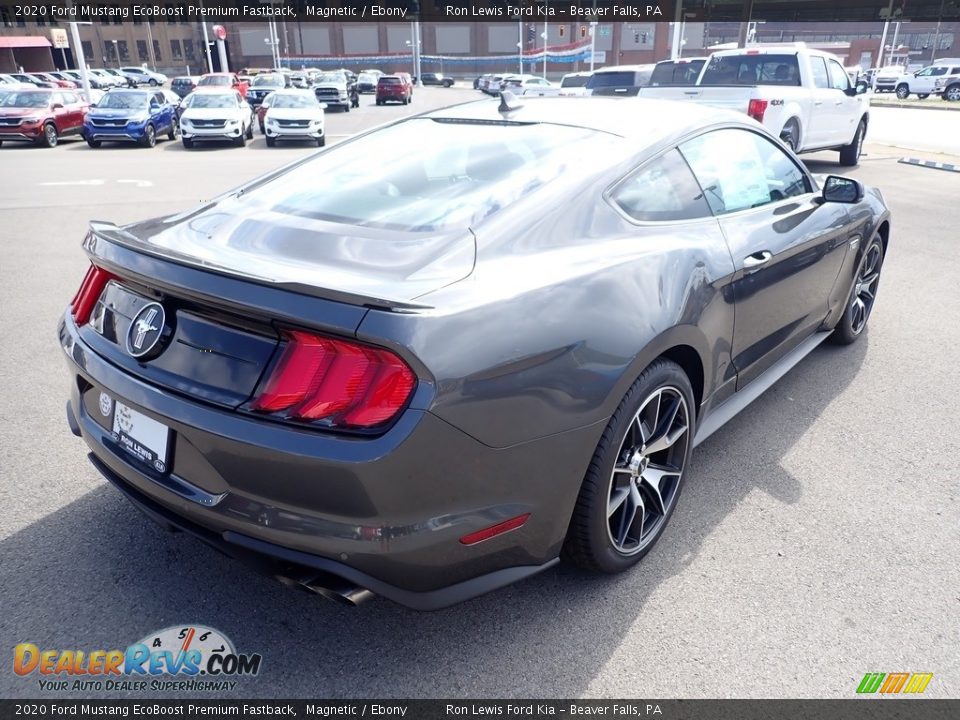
top-left (0, 84), bottom-right (328, 149)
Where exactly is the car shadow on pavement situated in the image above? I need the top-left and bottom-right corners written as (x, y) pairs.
top-left (0, 338), bottom-right (868, 699)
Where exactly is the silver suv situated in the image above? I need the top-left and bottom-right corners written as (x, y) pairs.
top-left (933, 64), bottom-right (960, 101)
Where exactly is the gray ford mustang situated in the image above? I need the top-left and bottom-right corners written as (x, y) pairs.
top-left (60, 96), bottom-right (889, 609)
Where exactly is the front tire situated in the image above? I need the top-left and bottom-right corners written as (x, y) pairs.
top-left (167, 123), bottom-right (177, 141)
top-left (181, 138), bottom-right (193, 149)
top-left (895, 84), bottom-right (910, 99)
top-left (830, 235), bottom-right (884, 345)
top-left (39, 123), bottom-right (58, 148)
top-left (86, 138), bottom-right (101, 148)
top-left (148, 79), bottom-right (158, 87)
top-left (317, 136), bottom-right (325, 147)
top-left (245, 122), bottom-right (253, 140)
top-left (839, 119), bottom-right (865, 167)
top-left (265, 136), bottom-right (276, 147)
top-left (141, 124), bottom-right (156, 148)
top-left (564, 359), bottom-right (694, 573)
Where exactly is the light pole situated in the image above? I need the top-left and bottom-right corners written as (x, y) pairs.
top-left (589, 21), bottom-right (597, 72)
top-left (517, 18), bottom-right (523, 75)
top-left (199, 0), bottom-right (214, 73)
top-left (542, 0), bottom-right (548, 79)
top-left (145, 19), bottom-right (156, 71)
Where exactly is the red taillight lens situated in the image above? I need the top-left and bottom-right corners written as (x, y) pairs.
top-left (252, 330), bottom-right (416, 429)
top-left (70, 264), bottom-right (117, 325)
top-left (747, 98), bottom-right (768, 123)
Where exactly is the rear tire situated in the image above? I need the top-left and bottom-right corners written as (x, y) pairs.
top-left (944, 84), bottom-right (960, 101)
top-left (563, 359), bottom-right (695, 573)
top-left (148, 79), bottom-right (158, 87)
top-left (779, 119), bottom-right (800, 152)
top-left (830, 235), bottom-right (884, 345)
top-left (839, 119), bottom-right (865, 167)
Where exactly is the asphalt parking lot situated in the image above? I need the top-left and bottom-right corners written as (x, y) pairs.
top-left (1, 86), bottom-right (957, 699)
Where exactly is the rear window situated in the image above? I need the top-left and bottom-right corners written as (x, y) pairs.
top-left (649, 60), bottom-right (706, 86)
top-left (560, 74), bottom-right (590, 88)
top-left (379, 77), bottom-right (402, 85)
top-left (199, 75), bottom-right (230, 86)
top-left (700, 54), bottom-right (801, 86)
top-left (241, 118), bottom-right (621, 232)
top-left (586, 70), bottom-right (651, 89)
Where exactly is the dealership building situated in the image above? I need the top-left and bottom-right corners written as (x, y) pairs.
top-left (0, 10), bottom-right (956, 77)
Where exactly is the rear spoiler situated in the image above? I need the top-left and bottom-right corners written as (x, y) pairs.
top-left (84, 221), bottom-right (433, 313)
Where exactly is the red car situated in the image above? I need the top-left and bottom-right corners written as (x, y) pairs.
top-left (0, 88), bottom-right (88, 147)
top-left (197, 72), bottom-right (249, 99)
top-left (375, 74), bottom-right (412, 105)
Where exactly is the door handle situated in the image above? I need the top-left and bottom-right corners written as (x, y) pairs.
top-left (743, 251), bottom-right (773, 272)
top-left (814, 100), bottom-right (823, 105)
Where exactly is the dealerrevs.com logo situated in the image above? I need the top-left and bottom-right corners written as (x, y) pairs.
top-left (13, 625), bottom-right (262, 693)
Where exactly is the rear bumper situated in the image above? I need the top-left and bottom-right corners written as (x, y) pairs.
top-left (60, 312), bottom-right (588, 608)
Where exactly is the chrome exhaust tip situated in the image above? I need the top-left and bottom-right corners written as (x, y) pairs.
top-left (279, 570), bottom-right (375, 606)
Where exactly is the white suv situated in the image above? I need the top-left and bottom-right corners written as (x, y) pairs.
top-left (179, 90), bottom-right (254, 148)
top-left (895, 60), bottom-right (960, 99)
top-left (934, 66), bottom-right (960, 101)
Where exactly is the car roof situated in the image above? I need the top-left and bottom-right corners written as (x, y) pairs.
top-left (423, 97), bottom-right (752, 143)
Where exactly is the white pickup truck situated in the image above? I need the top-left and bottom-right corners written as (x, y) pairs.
top-left (639, 46), bottom-right (871, 166)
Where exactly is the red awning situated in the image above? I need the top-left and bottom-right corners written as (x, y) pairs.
top-left (0, 36), bottom-right (53, 49)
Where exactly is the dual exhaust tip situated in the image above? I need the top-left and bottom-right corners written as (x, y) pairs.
top-left (276, 570), bottom-right (375, 607)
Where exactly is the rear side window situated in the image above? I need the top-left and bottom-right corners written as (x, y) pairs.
top-left (680, 129), bottom-right (810, 215)
top-left (610, 150), bottom-right (711, 222)
top-left (700, 54), bottom-right (801, 86)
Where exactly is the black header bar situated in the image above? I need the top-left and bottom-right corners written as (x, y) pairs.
top-left (0, 1), bottom-right (958, 24)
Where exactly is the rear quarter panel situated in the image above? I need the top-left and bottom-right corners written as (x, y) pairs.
top-left (357, 168), bottom-right (737, 449)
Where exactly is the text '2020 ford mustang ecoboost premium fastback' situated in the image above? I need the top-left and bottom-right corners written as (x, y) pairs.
top-left (60, 96), bottom-right (890, 610)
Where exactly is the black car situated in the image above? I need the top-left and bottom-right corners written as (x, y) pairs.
top-left (170, 76), bottom-right (198, 99)
top-left (420, 73), bottom-right (454, 87)
top-left (61, 98), bottom-right (889, 610)
top-left (247, 72), bottom-right (289, 106)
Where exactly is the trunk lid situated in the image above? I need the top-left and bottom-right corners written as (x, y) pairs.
top-left (116, 194), bottom-right (476, 307)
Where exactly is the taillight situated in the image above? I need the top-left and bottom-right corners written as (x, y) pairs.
top-left (70, 264), bottom-right (117, 325)
top-left (252, 330), bottom-right (416, 429)
top-left (747, 98), bottom-right (768, 123)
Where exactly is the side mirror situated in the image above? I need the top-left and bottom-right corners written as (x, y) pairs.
top-left (51, 102), bottom-right (64, 110)
top-left (150, 101), bottom-right (160, 110)
top-left (822, 175), bottom-right (863, 204)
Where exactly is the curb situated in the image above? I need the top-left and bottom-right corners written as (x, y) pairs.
top-left (898, 157), bottom-right (960, 173)
top-left (870, 100), bottom-right (960, 113)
